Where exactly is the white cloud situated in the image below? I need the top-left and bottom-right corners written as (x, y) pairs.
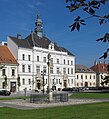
top-left (28, 4), bottom-right (36, 9)
top-left (27, 1), bottom-right (43, 9)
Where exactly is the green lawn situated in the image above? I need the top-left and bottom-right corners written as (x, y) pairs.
top-left (0, 96), bottom-right (30, 100)
top-left (0, 102), bottom-right (109, 119)
top-left (70, 92), bottom-right (109, 99)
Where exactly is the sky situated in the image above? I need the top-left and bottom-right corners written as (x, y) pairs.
top-left (0, 0), bottom-right (109, 67)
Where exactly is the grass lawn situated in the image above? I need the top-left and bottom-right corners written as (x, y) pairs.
top-left (0, 102), bottom-right (109, 119)
top-left (70, 92), bottom-right (109, 99)
top-left (0, 96), bottom-right (30, 100)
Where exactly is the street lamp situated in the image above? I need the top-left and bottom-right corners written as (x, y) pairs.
top-left (17, 74), bottom-right (20, 92)
top-left (41, 70), bottom-right (46, 94)
top-left (4, 74), bottom-right (7, 89)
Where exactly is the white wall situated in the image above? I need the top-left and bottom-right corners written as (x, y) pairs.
top-left (7, 37), bottom-right (18, 59)
top-left (17, 45), bottom-right (75, 91)
top-left (75, 72), bottom-right (96, 87)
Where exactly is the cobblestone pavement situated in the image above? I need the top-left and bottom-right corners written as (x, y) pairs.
top-left (0, 98), bottom-right (109, 110)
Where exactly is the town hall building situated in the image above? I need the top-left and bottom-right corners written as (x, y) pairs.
top-left (7, 12), bottom-right (75, 92)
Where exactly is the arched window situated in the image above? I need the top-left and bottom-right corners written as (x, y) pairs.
top-left (22, 79), bottom-right (25, 85)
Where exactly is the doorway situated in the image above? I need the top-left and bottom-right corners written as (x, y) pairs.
top-left (10, 82), bottom-right (16, 92)
top-left (85, 82), bottom-right (88, 87)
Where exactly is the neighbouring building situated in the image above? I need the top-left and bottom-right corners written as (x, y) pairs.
top-left (75, 65), bottom-right (96, 88)
top-left (0, 45), bottom-right (18, 92)
top-left (90, 62), bottom-right (108, 87)
top-left (7, 12), bottom-right (75, 91)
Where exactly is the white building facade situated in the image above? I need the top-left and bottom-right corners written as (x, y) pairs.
top-left (7, 12), bottom-right (75, 92)
top-left (75, 65), bottom-right (96, 88)
top-left (0, 46), bottom-right (18, 92)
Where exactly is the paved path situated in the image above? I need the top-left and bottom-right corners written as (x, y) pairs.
top-left (0, 98), bottom-right (109, 110)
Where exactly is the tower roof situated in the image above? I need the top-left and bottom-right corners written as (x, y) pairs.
top-left (35, 11), bottom-right (43, 37)
top-left (37, 10), bottom-right (40, 19)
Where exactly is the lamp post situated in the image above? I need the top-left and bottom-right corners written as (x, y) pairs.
top-left (17, 74), bottom-right (20, 92)
top-left (4, 74), bottom-right (7, 89)
top-left (41, 70), bottom-right (46, 95)
top-left (47, 53), bottom-right (53, 102)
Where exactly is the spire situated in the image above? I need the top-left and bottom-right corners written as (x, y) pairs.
top-left (35, 10), bottom-right (43, 38)
top-left (37, 10), bottom-right (40, 19)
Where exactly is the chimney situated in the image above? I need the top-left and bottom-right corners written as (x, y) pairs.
top-left (94, 60), bottom-right (97, 66)
top-left (17, 34), bottom-right (22, 39)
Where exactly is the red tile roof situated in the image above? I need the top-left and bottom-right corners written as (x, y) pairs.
top-left (0, 46), bottom-right (18, 65)
top-left (90, 63), bottom-right (108, 73)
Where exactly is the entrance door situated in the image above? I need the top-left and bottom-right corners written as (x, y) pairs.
top-left (37, 83), bottom-right (41, 89)
top-left (85, 82), bottom-right (88, 87)
top-left (10, 82), bottom-right (16, 92)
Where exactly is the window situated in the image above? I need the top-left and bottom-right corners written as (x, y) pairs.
top-left (37, 56), bottom-right (39, 62)
top-left (93, 75), bottom-right (96, 79)
top-left (43, 66), bottom-right (46, 73)
top-left (28, 55), bottom-right (31, 61)
top-left (71, 79), bottom-right (73, 84)
top-left (85, 75), bottom-right (87, 79)
top-left (22, 65), bottom-right (25, 72)
top-left (81, 75), bottom-right (83, 79)
top-left (93, 82), bottom-right (95, 86)
top-left (46, 79), bottom-right (47, 84)
top-left (2, 69), bottom-right (5, 76)
top-left (68, 68), bottom-right (70, 74)
top-left (53, 78), bottom-right (55, 84)
top-left (56, 79), bottom-right (58, 84)
top-left (57, 67), bottom-right (60, 74)
top-left (71, 68), bottom-right (73, 74)
top-left (90, 75), bottom-right (92, 79)
top-left (63, 68), bottom-right (66, 74)
top-left (28, 79), bottom-right (31, 85)
top-left (36, 66), bottom-right (40, 74)
top-left (77, 83), bottom-right (79, 86)
top-left (81, 83), bottom-right (83, 86)
top-left (71, 61), bottom-right (73, 65)
top-left (77, 75), bottom-right (79, 79)
top-left (43, 57), bottom-right (46, 63)
top-left (22, 79), bottom-right (25, 85)
top-left (50, 67), bottom-right (53, 74)
top-left (22, 54), bottom-right (25, 60)
top-left (12, 69), bottom-right (15, 76)
top-left (59, 79), bottom-right (61, 84)
top-left (68, 60), bottom-right (69, 65)
top-left (57, 59), bottom-right (59, 64)
top-left (28, 65), bottom-right (31, 72)
top-left (64, 59), bottom-right (65, 64)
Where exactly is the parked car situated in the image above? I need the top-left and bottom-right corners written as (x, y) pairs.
top-left (0, 89), bottom-right (11, 96)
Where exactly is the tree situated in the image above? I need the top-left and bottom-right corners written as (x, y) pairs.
top-left (66, 0), bottom-right (109, 85)
top-left (101, 64), bottom-right (109, 86)
top-left (66, 0), bottom-right (109, 32)
top-left (66, 0), bottom-right (109, 53)
top-left (101, 75), bottom-right (109, 86)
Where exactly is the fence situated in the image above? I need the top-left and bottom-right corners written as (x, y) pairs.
top-left (30, 93), bottom-right (68, 103)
